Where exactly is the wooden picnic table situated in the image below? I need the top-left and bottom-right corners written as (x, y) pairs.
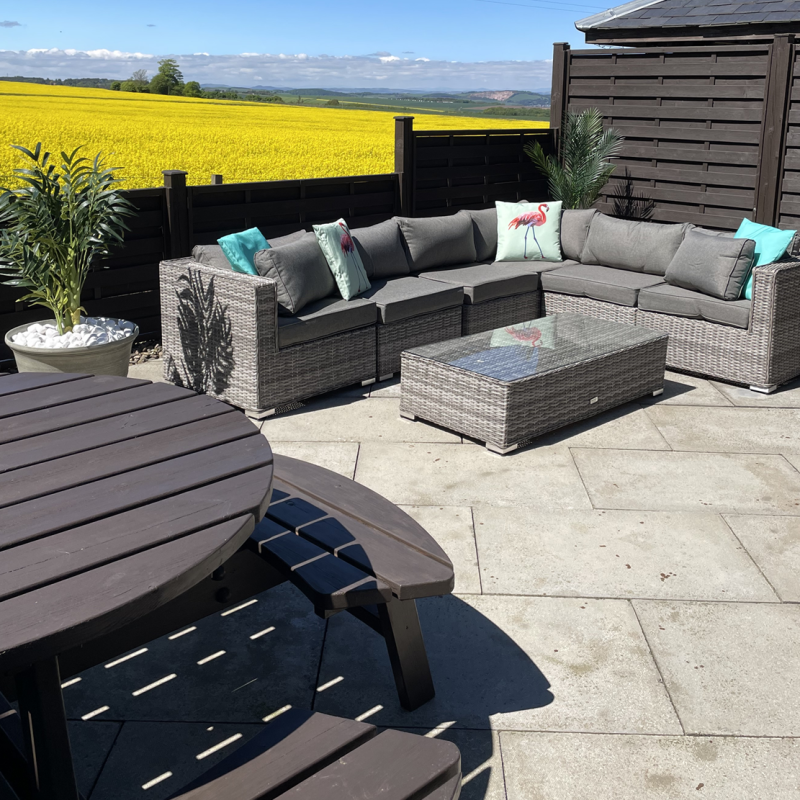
top-left (0, 372), bottom-right (274, 800)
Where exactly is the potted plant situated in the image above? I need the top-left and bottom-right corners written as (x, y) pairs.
top-left (0, 143), bottom-right (139, 375)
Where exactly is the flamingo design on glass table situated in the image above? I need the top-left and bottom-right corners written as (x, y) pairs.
top-left (339, 222), bottom-right (355, 260)
top-left (508, 203), bottom-right (549, 260)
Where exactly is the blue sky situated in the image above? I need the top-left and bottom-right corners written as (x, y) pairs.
top-left (0, 0), bottom-right (605, 90)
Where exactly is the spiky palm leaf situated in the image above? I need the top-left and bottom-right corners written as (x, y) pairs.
top-left (524, 109), bottom-right (623, 209)
top-left (0, 143), bottom-right (135, 333)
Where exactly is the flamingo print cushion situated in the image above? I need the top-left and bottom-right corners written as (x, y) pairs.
top-left (313, 218), bottom-right (371, 301)
top-left (495, 201), bottom-right (563, 263)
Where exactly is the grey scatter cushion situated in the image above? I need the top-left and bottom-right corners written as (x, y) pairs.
top-left (253, 233), bottom-right (336, 315)
top-left (192, 244), bottom-right (232, 271)
top-left (266, 230), bottom-right (307, 249)
top-left (560, 209), bottom-right (596, 262)
top-left (458, 208), bottom-right (497, 262)
top-left (664, 229), bottom-right (756, 301)
top-left (351, 218), bottom-right (410, 279)
top-left (581, 214), bottom-right (688, 275)
top-left (397, 213), bottom-right (477, 271)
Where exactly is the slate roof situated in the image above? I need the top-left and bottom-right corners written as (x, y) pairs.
top-left (576, 0), bottom-right (800, 31)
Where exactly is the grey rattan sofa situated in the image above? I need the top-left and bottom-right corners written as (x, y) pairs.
top-left (159, 207), bottom-right (800, 416)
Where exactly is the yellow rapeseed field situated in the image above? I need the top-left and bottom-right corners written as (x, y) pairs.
top-left (0, 81), bottom-right (546, 189)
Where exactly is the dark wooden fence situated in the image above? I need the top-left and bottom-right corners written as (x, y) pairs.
top-left (551, 37), bottom-right (799, 233)
top-left (0, 118), bottom-right (553, 360)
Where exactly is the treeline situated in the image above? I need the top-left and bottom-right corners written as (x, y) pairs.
top-left (110, 59), bottom-right (282, 102)
top-left (0, 76), bottom-right (116, 89)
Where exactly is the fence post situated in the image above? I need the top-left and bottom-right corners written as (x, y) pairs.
top-left (162, 170), bottom-right (191, 258)
top-left (550, 42), bottom-right (570, 131)
top-left (395, 116), bottom-right (415, 217)
top-left (211, 174), bottom-right (223, 185)
top-left (755, 35), bottom-right (795, 227)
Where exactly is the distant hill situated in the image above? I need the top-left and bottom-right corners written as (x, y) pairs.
top-left (0, 75), bottom-right (119, 89)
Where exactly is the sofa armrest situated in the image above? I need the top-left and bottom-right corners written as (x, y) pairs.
top-left (159, 257), bottom-right (280, 410)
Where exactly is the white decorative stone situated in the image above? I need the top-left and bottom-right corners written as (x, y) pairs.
top-left (12, 318), bottom-right (137, 350)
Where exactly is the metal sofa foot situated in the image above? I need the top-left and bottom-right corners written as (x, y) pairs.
top-left (245, 408), bottom-right (276, 420)
top-left (749, 384), bottom-right (777, 395)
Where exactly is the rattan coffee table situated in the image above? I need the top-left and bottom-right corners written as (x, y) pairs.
top-left (400, 313), bottom-right (668, 454)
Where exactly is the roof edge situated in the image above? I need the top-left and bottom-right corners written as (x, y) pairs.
top-left (576, 0), bottom-right (666, 31)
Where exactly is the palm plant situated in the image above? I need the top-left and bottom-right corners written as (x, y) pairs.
top-left (0, 143), bottom-right (135, 334)
top-left (524, 109), bottom-right (624, 209)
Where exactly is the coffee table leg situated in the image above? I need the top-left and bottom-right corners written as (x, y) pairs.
top-left (15, 657), bottom-right (80, 800)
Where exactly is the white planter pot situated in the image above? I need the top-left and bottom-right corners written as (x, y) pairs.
top-left (4, 319), bottom-right (139, 377)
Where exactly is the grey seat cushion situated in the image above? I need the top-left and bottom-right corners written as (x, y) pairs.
top-left (362, 277), bottom-right (464, 324)
top-left (418, 262), bottom-right (539, 304)
top-left (493, 258), bottom-right (580, 274)
top-left (639, 283), bottom-right (751, 329)
top-left (541, 263), bottom-right (665, 307)
top-left (397, 214), bottom-right (477, 271)
top-left (581, 214), bottom-right (688, 275)
top-left (664, 229), bottom-right (755, 301)
top-left (560, 209), bottom-right (596, 262)
top-left (277, 296), bottom-right (377, 348)
top-left (351, 218), bottom-right (411, 280)
top-left (192, 244), bottom-right (232, 271)
top-left (253, 233), bottom-right (336, 316)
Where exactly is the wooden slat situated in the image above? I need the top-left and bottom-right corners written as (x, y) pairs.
top-left (0, 394), bottom-right (230, 473)
top-left (569, 83), bottom-right (765, 99)
top-left (0, 437), bottom-right (271, 549)
top-left (569, 102), bottom-right (764, 122)
top-left (251, 522), bottom-right (392, 611)
top-left (0, 374), bottom-right (149, 420)
top-left (569, 60), bottom-right (768, 78)
top-left (594, 202), bottom-right (743, 229)
top-left (603, 182), bottom-right (755, 210)
top-left (415, 143), bottom-right (535, 160)
top-left (170, 710), bottom-right (376, 800)
top-left (0, 412), bottom-right (256, 508)
top-left (417, 181), bottom-right (547, 203)
top-left (609, 124), bottom-right (762, 145)
top-left (613, 144), bottom-right (758, 166)
top-left (608, 164), bottom-right (757, 189)
top-left (189, 173), bottom-right (396, 196)
top-left (0, 382), bottom-right (194, 445)
top-left (285, 728), bottom-right (461, 800)
top-left (0, 515), bottom-right (255, 672)
top-left (415, 162), bottom-right (540, 180)
top-left (0, 372), bottom-right (87, 398)
top-left (0, 467), bottom-right (274, 601)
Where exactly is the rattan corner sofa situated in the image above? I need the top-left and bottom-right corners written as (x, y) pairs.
top-left (159, 207), bottom-right (800, 416)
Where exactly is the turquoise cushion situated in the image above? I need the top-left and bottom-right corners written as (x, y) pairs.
top-left (313, 218), bottom-right (370, 301)
top-left (734, 219), bottom-right (795, 300)
top-left (217, 228), bottom-right (269, 276)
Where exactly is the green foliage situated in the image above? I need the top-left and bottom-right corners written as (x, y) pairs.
top-left (151, 58), bottom-right (183, 95)
top-left (121, 80), bottom-right (148, 93)
top-left (149, 74), bottom-right (171, 95)
top-left (183, 80), bottom-right (202, 98)
top-left (325, 98), bottom-right (340, 107)
top-left (525, 109), bottom-right (623, 209)
top-left (110, 81), bottom-right (122, 91)
top-left (0, 144), bottom-right (136, 333)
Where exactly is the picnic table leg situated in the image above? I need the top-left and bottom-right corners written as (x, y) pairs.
top-left (15, 657), bottom-right (80, 800)
top-left (378, 598), bottom-right (435, 711)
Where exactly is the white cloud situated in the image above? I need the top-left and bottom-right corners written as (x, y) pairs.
top-left (0, 21), bottom-right (21, 28)
top-left (0, 48), bottom-right (553, 91)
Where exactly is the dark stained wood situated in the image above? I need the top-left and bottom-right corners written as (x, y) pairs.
top-left (0, 373), bottom-right (87, 398)
top-left (551, 43), bottom-right (570, 128)
top-left (0, 692), bottom-right (30, 799)
top-left (163, 170), bottom-right (191, 258)
top-left (170, 710), bottom-right (377, 800)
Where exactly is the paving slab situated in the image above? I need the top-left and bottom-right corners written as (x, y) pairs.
top-left (573, 448), bottom-right (800, 515)
top-left (639, 371), bottom-right (733, 407)
top-left (64, 583), bottom-right (323, 724)
top-left (712, 376), bottom-right (800, 408)
top-left (355, 442), bottom-right (592, 508)
top-left (500, 731), bottom-right (800, 800)
top-left (267, 440), bottom-right (360, 478)
top-left (634, 600), bottom-right (800, 736)
top-left (646, 406), bottom-right (800, 454)
top-left (474, 508), bottom-right (777, 601)
top-left (261, 396), bottom-right (460, 443)
top-left (528, 407), bottom-right (671, 451)
top-left (785, 453), bottom-right (800, 473)
top-left (68, 720), bottom-right (121, 797)
top-left (89, 720), bottom-right (263, 800)
top-left (723, 514), bottom-right (800, 602)
top-left (127, 359), bottom-right (166, 383)
top-left (314, 594), bottom-right (680, 734)
top-left (399, 505), bottom-right (481, 594)
top-left (370, 376), bottom-right (402, 398)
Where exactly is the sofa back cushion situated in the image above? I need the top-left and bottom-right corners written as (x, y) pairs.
top-left (458, 207), bottom-right (497, 262)
top-left (351, 218), bottom-right (410, 279)
top-left (397, 213), bottom-right (477, 271)
top-left (561, 209), bottom-right (596, 262)
top-left (581, 214), bottom-right (687, 275)
top-left (253, 233), bottom-right (336, 315)
top-left (192, 244), bottom-right (232, 271)
top-left (664, 229), bottom-right (755, 301)
top-left (267, 230), bottom-right (307, 248)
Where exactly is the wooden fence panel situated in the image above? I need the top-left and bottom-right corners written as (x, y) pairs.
top-left (412, 128), bottom-right (555, 217)
top-left (776, 42), bottom-right (800, 231)
top-left (564, 43), bottom-right (773, 230)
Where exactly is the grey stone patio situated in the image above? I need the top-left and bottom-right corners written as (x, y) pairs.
top-left (67, 360), bottom-right (800, 799)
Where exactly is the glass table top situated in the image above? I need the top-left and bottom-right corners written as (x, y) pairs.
top-left (406, 313), bottom-right (666, 383)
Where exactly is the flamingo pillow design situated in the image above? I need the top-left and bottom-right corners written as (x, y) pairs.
top-left (495, 200), bottom-right (563, 263)
top-left (313, 218), bottom-right (370, 300)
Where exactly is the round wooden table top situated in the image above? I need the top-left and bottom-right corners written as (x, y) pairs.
top-left (0, 372), bottom-right (274, 674)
